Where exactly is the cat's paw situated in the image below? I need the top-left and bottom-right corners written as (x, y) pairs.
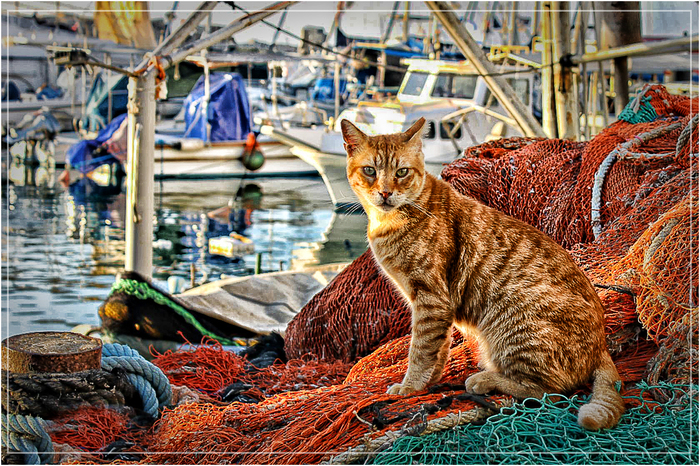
top-left (386, 383), bottom-right (416, 395)
top-left (464, 371), bottom-right (498, 395)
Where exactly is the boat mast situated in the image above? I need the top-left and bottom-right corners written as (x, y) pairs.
top-left (425, 0), bottom-right (546, 138)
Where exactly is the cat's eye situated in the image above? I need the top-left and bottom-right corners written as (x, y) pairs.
top-left (363, 167), bottom-right (376, 176)
top-left (396, 168), bottom-right (409, 178)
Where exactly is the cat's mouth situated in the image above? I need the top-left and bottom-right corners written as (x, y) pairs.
top-left (376, 199), bottom-right (395, 212)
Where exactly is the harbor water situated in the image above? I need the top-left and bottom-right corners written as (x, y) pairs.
top-left (2, 165), bottom-right (368, 336)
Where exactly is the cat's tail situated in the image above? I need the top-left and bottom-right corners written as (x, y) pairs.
top-left (577, 354), bottom-right (625, 430)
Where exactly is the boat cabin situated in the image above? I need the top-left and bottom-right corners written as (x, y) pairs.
top-left (328, 54), bottom-right (539, 159)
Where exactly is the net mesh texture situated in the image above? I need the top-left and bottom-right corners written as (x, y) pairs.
top-left (47, 84), bottom-right (698, 465)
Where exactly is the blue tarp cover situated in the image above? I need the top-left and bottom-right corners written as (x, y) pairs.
top-left (311, 78), bottom-right (348, 104)
top-left (67, 113), bottom-right (127, 173)
top-left (66, 72), bottom-right (252, 173)
top-left (183, 72), bottom-right (251, 142)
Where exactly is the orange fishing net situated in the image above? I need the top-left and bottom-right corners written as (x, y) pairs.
top-left (53, 85), bottom-right (696, 464)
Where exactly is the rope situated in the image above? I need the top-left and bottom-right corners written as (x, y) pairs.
top-left (3, 369), bottom-right (131, 418)
top-left (110, 278), bottom-right (236, 346)
top-left (101, 343), bottom-right (173, 418)
top-left (326, 405), bottom-right (498, 465)
top-left (1, 413), bottom-right (53, 465)
top-left (591, 121), bottom-right (683, 239)
top-left (676, 113), bottom-right (698, 157)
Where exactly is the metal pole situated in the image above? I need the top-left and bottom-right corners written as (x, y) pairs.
top-left (569, 34), bottom-right (696, 65)
top-left (426, 0), bottom-right (546, 138)
top-left (552, 1), bottom-right (578, 140)
top-left (577, 3), bottom-right (590, 140)
top-left (541, 2), bottom-right (556, 138)
top-left (163, 2), bottom-right (296, 70)
top-left (382, 1), bottom-right (400, 44)
top-left (137, 0), bottom-right (217, 70)
top-left (124, 71), bottom-right (156, 277)
top-left (106, 52), bottom-right (113, 122)
top-left (591, 3), bottom-right (609, 127)
top-left (402, 1), bottom-right (410, 42)
top-left (334, 60), bottom-right (341, 121)
top-left (508, 2), bottom-right (517, 46)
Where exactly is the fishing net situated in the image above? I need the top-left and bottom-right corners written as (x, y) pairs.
top-left (284, 249), bottom-right (412, 362)
top-left (285, 84), bottom-right (697, 364)
top-left (370, 382), bottom-right (698, 465)
top-left (51, 85), bottom-right (697, 464)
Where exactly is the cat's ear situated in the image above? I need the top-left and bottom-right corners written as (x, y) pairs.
top-left (403, 117), bottom-right (426, 149)
top-left (340, 119), bottom-right (367, 156)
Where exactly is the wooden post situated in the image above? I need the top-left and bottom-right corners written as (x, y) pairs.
top-left (541, 2), bottom-right (557, 138)
top-left (334, 61), bottom-right (341, 121)
top-left (551, 1), bottom-right (579, 140)
top-left (123, 2), bottom-right (294, 278)
top-left (426, 0), bottom-right (546, 138)
top-left (591, 2), bottom-right (609, 127)
top-left (598, 1), bottom-right (641, 114)
top-left (2, 332), bottom-right (102, 374)
top-left (508, 2), bottom-right (517, 46)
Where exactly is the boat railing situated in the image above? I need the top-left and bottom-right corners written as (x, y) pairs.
top-left (439, 104), bottom-right (518, 154)
top-left (259, 92), bottom-right (329, 128)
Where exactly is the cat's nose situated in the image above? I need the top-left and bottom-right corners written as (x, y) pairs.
top-left (380, 191), bottom-right (392, 200)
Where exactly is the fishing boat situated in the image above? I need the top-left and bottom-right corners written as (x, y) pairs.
top-left (262, 49), bottom-right (539, 206)
top-left (64, 71), bottom-right (317, 181)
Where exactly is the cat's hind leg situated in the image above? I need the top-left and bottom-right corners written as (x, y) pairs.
top-left (465, 370), bottom-right (546, 400)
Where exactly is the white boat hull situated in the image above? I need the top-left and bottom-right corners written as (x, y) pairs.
top-left (151, 141), bottom-right (317, 179)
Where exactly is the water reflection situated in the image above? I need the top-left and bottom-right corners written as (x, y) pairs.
top-left (2, 161), bottom-right (368, 335)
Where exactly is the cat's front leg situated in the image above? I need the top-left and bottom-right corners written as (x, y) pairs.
top-left (387, 292), bottom-right (453, 395)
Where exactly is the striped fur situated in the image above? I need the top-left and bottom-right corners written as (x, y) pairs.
top-left (341, 118), bottom-right (625, 430)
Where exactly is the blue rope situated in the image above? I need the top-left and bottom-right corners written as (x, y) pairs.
top-left (101, 343), bottom-right (172, 418)
top-left (0, 343), bottom-right (173, 464)
top-left (1, 413), bottom-right (53, 465)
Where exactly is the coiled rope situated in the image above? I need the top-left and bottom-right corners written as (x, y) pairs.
top-left (101, 342), bottom-right (172, 418)
top-left (591, 121), bottom-right (683, 239)
top-left (1, 343), bottom-right (172, 464)
top-left (1, 413), bottom-right (53, 465)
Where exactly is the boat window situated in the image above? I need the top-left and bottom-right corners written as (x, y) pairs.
top-left (440, 121), bottom-right (463, 139)
top-left (431, 73), bottom-right (478, 99)
top-left (402, 72), bottom-right (429, 96)
top-left (425, 121), bottom-right (436, 139)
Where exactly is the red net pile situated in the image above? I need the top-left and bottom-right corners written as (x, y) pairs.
top-left (285, 249), bottom-right (412, 362)
top-left (52, 85), bottom-right (696, 464)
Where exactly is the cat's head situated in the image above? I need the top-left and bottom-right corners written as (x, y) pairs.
top-left (341, 117), bottom-right (426, 213)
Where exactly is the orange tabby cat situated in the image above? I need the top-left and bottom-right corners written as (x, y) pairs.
top-left (341, 117), bottom-right (625, 430)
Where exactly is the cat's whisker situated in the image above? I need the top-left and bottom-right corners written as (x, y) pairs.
top-left (407, 201), bottom-right (435, 218)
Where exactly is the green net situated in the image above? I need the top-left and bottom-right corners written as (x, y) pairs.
top-left (617, 95), bottom-right (658, 124)
top-left (371, 382), bottom-right (698, 465)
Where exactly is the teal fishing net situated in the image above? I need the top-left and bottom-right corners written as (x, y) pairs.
top-left (371, 382), bottom-right (698, 465)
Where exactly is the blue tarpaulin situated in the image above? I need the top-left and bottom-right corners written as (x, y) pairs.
top-left (183, 72), bottom-right (252, 142)
top-left (311, 78), bottom-right (348, 104)
top-left (66, 72), bottom-right (252, 174)
top-left (67, 113), bottom-right (127, 173)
